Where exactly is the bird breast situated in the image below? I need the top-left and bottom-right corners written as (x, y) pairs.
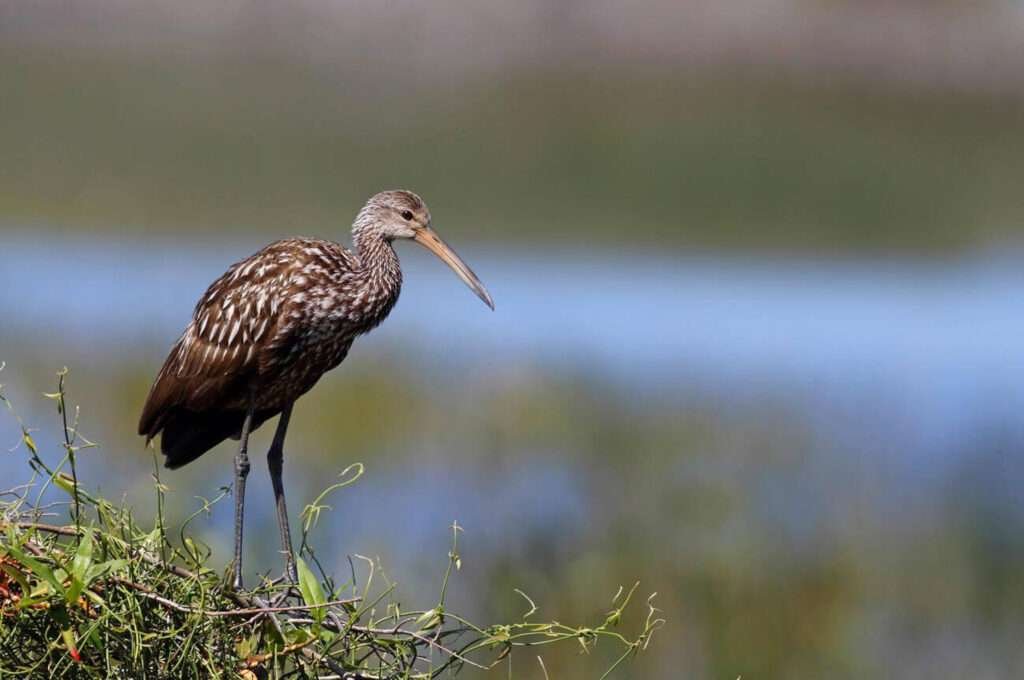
top-left (170, 239), bottom-right (395, 406)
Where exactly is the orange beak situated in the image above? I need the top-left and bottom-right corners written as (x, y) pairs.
top-left (413, 227), bottom-right (495, 310)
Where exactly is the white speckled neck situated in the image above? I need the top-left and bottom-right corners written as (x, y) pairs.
top-left (350, 230), bottom-right (403, 331)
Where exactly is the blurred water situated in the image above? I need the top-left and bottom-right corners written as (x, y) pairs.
top-left (3, 232), bottom-right (1024, 468)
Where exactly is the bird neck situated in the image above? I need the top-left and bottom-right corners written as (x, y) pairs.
top-left (351, 229), bottom-right (403, 318)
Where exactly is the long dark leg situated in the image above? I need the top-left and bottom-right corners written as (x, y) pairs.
top-left (267, 402), bottom-right (298, 583)
top-left (232, 402), bottom-right (256, 590)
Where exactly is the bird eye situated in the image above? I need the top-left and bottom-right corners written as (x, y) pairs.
top-left (401, 210), bottom-right (414, 221)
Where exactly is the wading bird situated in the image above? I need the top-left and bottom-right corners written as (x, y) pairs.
top-left (138, 190), bottom-right (493, 588)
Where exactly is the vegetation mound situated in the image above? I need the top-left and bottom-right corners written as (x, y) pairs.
top-left (0, 368), bottom-right (662, 678)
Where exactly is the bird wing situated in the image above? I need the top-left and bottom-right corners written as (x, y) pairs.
top-left (138, 244), bottom-right (295, 438)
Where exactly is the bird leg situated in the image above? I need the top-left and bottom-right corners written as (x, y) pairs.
top-left (232, 401), bottom-right (256, 590)
top-left (267, 402), bottom-right (298, 584)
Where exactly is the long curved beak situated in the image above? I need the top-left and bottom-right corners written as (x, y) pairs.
top-left (413, 226), bottom-right (495, 310)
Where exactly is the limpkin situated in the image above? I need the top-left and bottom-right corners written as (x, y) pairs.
top-left (138, 190), bottom-right (493, 588)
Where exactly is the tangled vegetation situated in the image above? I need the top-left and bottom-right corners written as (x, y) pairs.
top-left (0, 368), bottom-right (662, 678)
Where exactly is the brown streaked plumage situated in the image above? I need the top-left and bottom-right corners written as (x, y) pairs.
top-left (138, 190), bottom-right (493, 588)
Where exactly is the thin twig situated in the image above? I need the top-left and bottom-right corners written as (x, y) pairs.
top-left (106, 577), bottom-right (359, 618)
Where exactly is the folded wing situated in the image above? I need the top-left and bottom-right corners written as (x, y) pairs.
top-left (138, 247), bottom-right (291, 465)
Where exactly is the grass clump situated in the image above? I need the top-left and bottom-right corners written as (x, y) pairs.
top-left (0, 367), bottom-right (663, 678)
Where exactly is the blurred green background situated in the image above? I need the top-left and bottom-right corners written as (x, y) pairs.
top-left (3, 1), bottom-right (1024, 677)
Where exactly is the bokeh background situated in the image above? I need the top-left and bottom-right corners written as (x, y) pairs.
top-left (3, 1), bottom-right (1024, 677)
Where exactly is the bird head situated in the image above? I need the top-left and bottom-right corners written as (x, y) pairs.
top-left (355, 190), bottom-right (495, 310)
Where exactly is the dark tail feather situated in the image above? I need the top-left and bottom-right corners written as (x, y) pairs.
top-left (160, 409), bottom-right (247, 469)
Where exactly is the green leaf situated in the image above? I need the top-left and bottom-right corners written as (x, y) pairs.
top-left (0, 563), bottom-right (42, 608)
top-left (285, 627), bottom-right (313, 645)
top-left (70, 531), bottom-right (93, 581)
top-left (65, 579), bottom-right (84, 605)
top-left (0, 562), bottom-right (28, 591)
top-left (296, 557), bottom-right (326, 623)
top-left (53, 473), bottom-right (77, 497)
top-left (414, 607), bottom-right (441, 631)
top-left (86, 559), bottom-right (128, 584)
top-left (84, 589), bottom-right (105, 607)
top-left (5, 544), bottom-right (64, 597)
top-left (64, 533), bottom-right (95, 604)
top-left (141, 527), bottom-right (162, 551)
top-left (236, 633), bottom-right (258, 659)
